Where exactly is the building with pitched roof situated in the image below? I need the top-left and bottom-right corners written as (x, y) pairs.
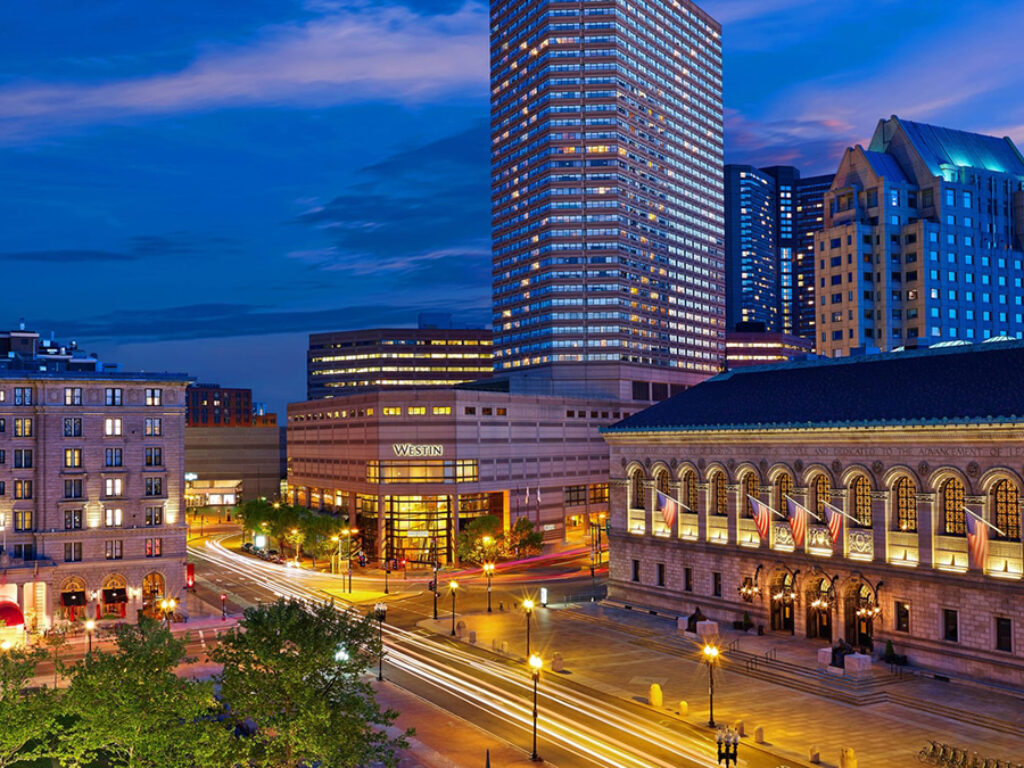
top-left (602, 339), bottom-right (1024, 684)
top-left (816, 116), bottom-right (1024, 357)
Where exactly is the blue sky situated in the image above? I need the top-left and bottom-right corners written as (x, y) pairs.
top-left (3, 0), bottom-right (1023, 412)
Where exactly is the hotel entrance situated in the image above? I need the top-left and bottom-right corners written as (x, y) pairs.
top-left (383, 496), bottom-right (452, 566)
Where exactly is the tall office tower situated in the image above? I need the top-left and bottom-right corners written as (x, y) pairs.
top-left (724, 165), bottom-right (833, 339)
top-left (490, 0), bottom-right (725, 402)
top-left (817, 116), bottom-right (1024, 357)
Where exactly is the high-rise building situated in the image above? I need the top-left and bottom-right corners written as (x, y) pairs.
top-left (0, 325), bottom-right (190, 644)
top-left (817, 116), bottom-right (1024, 357)
top-left (306, 314), bottom-right (493, 399)
top-left (490, 0), bottom-right (726, 399)
top-left (724, 165), bottom-right (832, 340)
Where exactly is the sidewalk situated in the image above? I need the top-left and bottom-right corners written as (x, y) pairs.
top-left (418, 602), bottom-right (1024, 768)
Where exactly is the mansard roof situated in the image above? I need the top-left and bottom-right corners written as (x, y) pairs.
top-left (606, 339), bottom-right (1024, 434)
top-left (870, 116), bottom-right (1024, 178)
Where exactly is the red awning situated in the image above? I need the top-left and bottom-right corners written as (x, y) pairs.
top-left (0, 600), bottom-right (25, 627)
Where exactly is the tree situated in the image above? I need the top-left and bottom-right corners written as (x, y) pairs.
top-left (507, 517), bottom-right (544, 558)
top-left (457, 514), bottom-right (504, 563)
top-left (42, 629), bottom-right (68, 689)
top-left (0, 646), bottom-right (58, 768)
top-left (236, 498), bottom-right (272, 545)
top-left (212, 599), bottom-right (409, 768)
top-left (52, 619), bottom-right (233, 768)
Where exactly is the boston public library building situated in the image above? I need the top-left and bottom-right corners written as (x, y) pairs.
top-left (603, 338), bottom-right (1024, 685)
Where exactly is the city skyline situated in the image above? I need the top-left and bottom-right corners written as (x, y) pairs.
top-left (3, 0), bottom-right (1024, 411)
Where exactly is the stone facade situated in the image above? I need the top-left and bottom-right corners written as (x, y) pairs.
top-left (605, 424), bottom-right (1024, 686)
top-left (0, 372), bottom-right (190, 640)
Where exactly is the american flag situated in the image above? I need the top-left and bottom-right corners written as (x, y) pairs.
top-left (748, 495), bottom-right (772, 541)
top-left (965, 508), bottom-right (989, 570)
top-left (786, 496), bottom-right (808, 547)
top-left (822, 501), bottom-right (843, 544)
top-left (657, 491), bottom-right (678, 528)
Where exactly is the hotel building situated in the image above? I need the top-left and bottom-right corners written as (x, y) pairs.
top-left (490, 0), bottom-right (726, 398)
top-left (286, 383), bottom-right (635, 563)
top-left (816, 116), bottom-right (1024, 357)
top-left (306, 315), bottom-right (493, 400)
top-left (603, 339), bottom-right (1024, 685)
top-left (0, 326), bottom-right (189, 644)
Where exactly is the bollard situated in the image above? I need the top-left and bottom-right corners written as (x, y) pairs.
top-left (501, 640), bottom-right (509, 655)
top-left (732, 720), bottom-right (744, 737)
top-left (499, 601), bottom-right (504, 611)
top-left (649, 683), bottom-right (663, 708)
top-left (468, 630), bottom-right (477, 644)
top-left (839, 747), bottom-right (857, 768)
top-left (753, 726), bottom-right (765, 744)
top-left (492, 638), bottom-right (499, 651)
top-left (678, 701), bottom-right (688, 717)
top-left (455, 620), bottom-right (466, 638)
top-left (808, 746), bottom-right (821, 764)
top-left (552, 653), bottom-right (564, 672)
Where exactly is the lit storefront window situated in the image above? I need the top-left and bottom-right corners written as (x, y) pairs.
top-left (367, 460), bottom-right (478, 483)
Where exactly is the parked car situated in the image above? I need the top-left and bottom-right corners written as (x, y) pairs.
top-left (242, 542), bottom-right (253, 552)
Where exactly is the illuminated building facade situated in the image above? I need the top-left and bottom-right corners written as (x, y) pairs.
top-left (0, 327), bottom-right (189, 641)
top-left (490, 0), bottom-right (726, 396)
top-left (725, 324), bottom-right (813, 368)
top-left (286, 384), bottom-right (634, 564)
top-left (186, 383), bottom-right (264, 427)
top-left (307, 317), bottom-right (493, 399)
top-left (816, 115), bottom-right (1024, 357)
top-left (724, 165), bottom-right (832, 340)
top-left (604, 339), bottom-right (1024, 685)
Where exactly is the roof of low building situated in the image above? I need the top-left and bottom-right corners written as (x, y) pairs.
top-left (605, 338), bottom-right (1024, 434)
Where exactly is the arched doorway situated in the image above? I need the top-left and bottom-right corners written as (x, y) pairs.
top-left (844, 582), bottom-right (878, 652)
top-left (142, 572), bottom-right (165, 618)
top-left (769, 572), bottom-right (795, 634)
top-left (101, 574), bottom-right (129, 619)
top-left (806, 578), bottom-right (834, 642)
top-left (58, 576), bottom-right (88, 622)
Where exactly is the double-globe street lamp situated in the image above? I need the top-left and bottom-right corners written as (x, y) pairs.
top-left (483, 562), bottom-right (496, 612)
top-left (449, 580), bottom-right (459, 636)
top-left (528, 653), bottom-right (543, 762)
top-left (374, 602), bottom-right (387, 682)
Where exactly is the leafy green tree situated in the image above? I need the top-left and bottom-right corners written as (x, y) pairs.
top-left (212, 599), bottom-right (409, 768)
top-left (456, 514), bottom-right (504, 563)
top-left (507, 516), bottom-right (544, 558)
top-left (0, 646), bottom-right (58, 768)
top-left (52, 619), bottom-right (233, 768)
top-left (43, 629), bottom-right (68, 689)
top-left (237, 498), bottom-right (273, 545)
top-left (265, 504), bottom-right (300, 552)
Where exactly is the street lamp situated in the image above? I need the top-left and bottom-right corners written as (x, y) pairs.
top-left (483, 562), bottom-right (495, 613)
top-left (523, 597), bottom-right (535, 656)
top-left (374, 602), bottom-right (387, 681)
top-left (716, 727), bottom-right (739, 766)
top-left (160, 598), bottom-right (177, 629)
top-left (702, 642), bottom-right (720, 727)
top-left (449, 580), bottom-right (459, 636)
top-left (331, 528), bottom-right (359, 592)
top-left (220, 593), bottom-right (227, 621)
top-left (432, 561), bottom-right (440, 620)
top-left (384, 561), bottom-right (391, 595)
top-left (84, 619), bottom-right (96, 654)
top-left (528, 653), bottom-right (543, 762)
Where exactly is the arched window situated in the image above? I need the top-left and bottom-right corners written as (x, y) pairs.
top-left (743, 473), bottom-right (760, 517)
top-left (942, 477), bottom-right (966, 535)
top-left (775, 472), bottom-right (793, 512)
top-left (630, 468), bottom-right (646, 511)
top-left (655, 469), bottom-right (671, 497)
top-left (711, 472), bottom-right (728, 516)
top-left (680, 470), bottom-right (698, 512)
top-left (992, 479), bottom-right (1021, 540)
top-left (812, 474), bottom-right (832, 518)
top-left (851, 475), bottom-right (872, 527)
top-left (893, 477), bottom-right (917, 532)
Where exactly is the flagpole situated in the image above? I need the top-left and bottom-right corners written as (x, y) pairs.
top-left (785, 494), bottom-right (823, 522)
top-left (963, 506), bottom-right (1006, 537)
top-left (824, 500), bottom-right (861, 526)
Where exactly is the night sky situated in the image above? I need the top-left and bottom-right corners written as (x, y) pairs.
top-left (3, 0), bottom-right (1022, 413)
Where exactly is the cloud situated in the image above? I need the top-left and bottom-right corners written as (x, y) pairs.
top-left (0, 3), bottom-right (489, 143)
top-left (724, 109), bottom-right (861, 174)
top-left (0, 249), bottom-right (135, 263)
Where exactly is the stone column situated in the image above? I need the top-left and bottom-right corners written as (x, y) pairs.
top-left (916, 492), bottom-right (935, 568)
top-left (870, 491), bottom-right (887, 562)
top-left (696, 483), bottom-right (709, 541)
top-left (727, 483), bottom-right (741, 545)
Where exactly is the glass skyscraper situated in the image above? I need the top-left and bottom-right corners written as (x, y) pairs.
top-left (490, 0), bottom-right (725, 399)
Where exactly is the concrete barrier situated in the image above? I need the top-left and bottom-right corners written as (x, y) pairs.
top-left (696, 620), bottom-right (719, 639)
top-left (816, 647), bottom-right (832, 669)
top-left (840, 747), bottom-right (857, 768)
top-left (845, 653), bottom-right (872, 679)
top-left (678, 701), bottom-right (688, 717)
top-left (455, 621), bottom-right (466, 638)
top-left (500, 640), bottom-right (508, 654)
top-left (753, 726), bottom-right (765, 744)
top-left (649, 683), bottom-right (663, 708)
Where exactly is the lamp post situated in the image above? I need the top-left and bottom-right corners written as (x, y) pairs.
top-left (384, 562), bottom-right (390, 595)
top-left (702, 643), bottom-right (720, 727)
top-left (432, 561), bottom-right (439, 620)
top-left (84, 618), bottom-right (96, 654)
top-left (483, 562), bottom-right (495, 613)
top-left (331, 528), bottom-right (359, 591)
top-left (528, 654), bottom-right (543, 762)
top-left (374, 602), bottom-right (387, 681)
top-left (716, 727), bottom-right (739, 767)
top-left (220, 593), bottom-right (227, 621)
top-left (160, 598), bottom-right (176, 630)
top-left (449, 580), bottom-right (458, 636)
top-left (523, 597), bottom-right (535, 656)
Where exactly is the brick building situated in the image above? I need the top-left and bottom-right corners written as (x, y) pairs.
top-left (603, 339), bottom-right (1024, 685)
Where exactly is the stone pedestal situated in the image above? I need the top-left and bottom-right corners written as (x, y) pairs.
top-left (816, 647), bottom-right (832, 669)
top-left (845, 652), bottom-right (872, 679)
top-left (696, 620), bottom-right (719, 639)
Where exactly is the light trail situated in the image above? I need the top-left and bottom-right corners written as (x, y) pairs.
top-left (189, 537), bottom-right (724, 767)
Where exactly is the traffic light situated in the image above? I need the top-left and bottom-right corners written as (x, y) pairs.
top-left (428, 580), bottom-right (436, 591)
top-left (185, 563), bottom-right (195, 590)
top-left (399, 558), bottom-right (406, 569)
top-left (358, 553), bottom-right (367, 567)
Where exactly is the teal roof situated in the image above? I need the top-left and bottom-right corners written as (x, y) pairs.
top-left (861, 150), bottom-right (908, 183)
top-left (870, 116), bottom-right (1024, 178)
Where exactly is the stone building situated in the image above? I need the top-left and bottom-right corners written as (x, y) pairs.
top-left (0, 327), bottom-right (190, 642)
top-left (603, 338), bottom-right (1024, 685)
